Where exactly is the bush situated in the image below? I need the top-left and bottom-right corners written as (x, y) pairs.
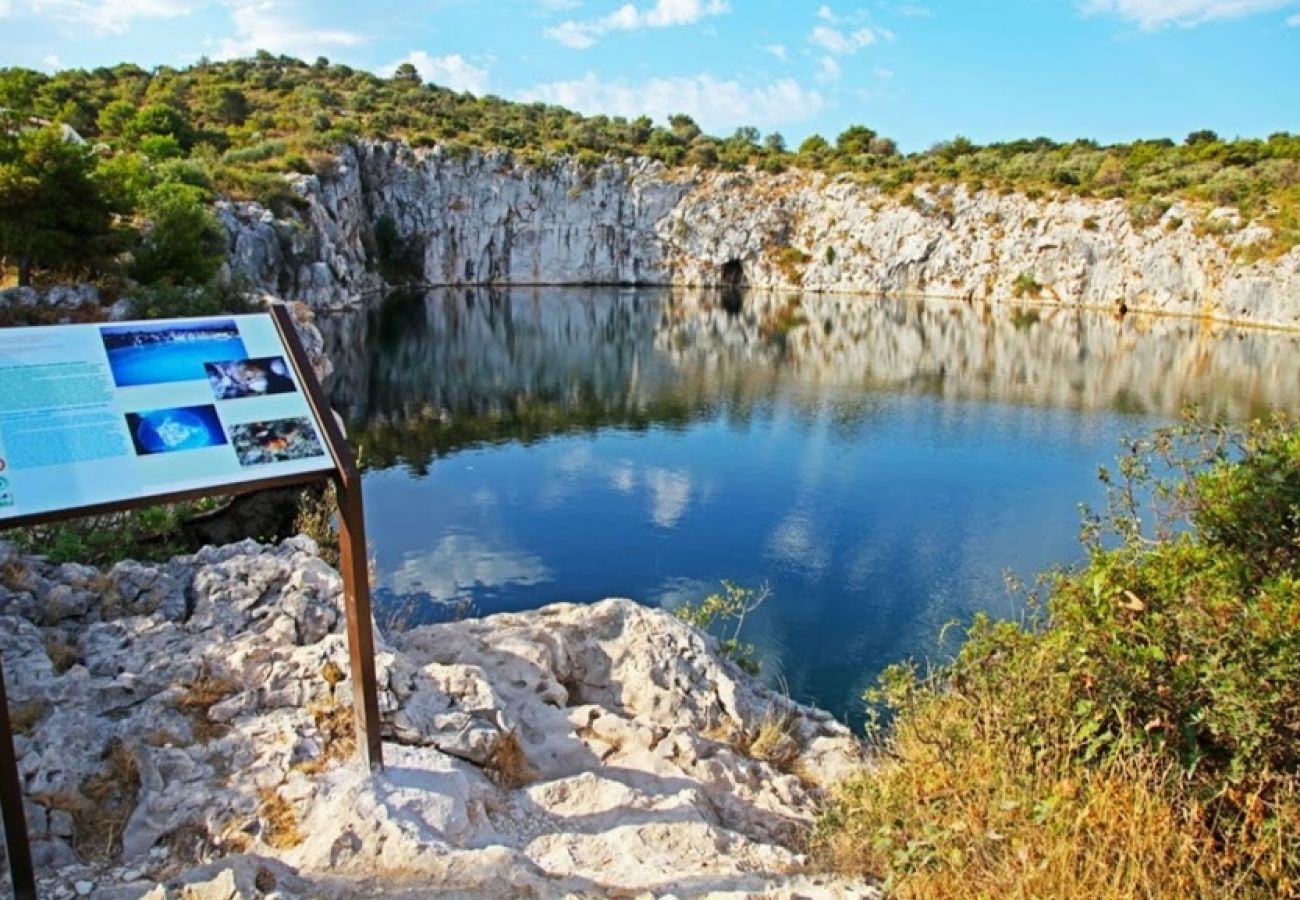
top-left (817, 414), bottom-right (1300, 897)
top-left (130, 182), bottom-right (226, 286)
top-left (124, 280), bottom-right (256, 320)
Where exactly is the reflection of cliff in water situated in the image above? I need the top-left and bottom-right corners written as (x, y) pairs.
top-left (320, 287), bottom-right (1300, 473)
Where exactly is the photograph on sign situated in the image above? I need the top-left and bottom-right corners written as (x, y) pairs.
top-left (125, 405), bottom-right (228, 456)
top-left (205, 356), bottom-right (297, 400)
top-left (230, 417), bottom-right (326, 467)
top-left (100, 319), bottom-right (248, 387)
top-left (0, 313), bottom-right (336, 522)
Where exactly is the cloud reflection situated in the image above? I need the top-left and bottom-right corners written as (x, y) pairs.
top-left (387, 534), bottom-right (552, 603)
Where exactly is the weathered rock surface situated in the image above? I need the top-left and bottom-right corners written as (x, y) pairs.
top-left (220, 142), bottom-right (1300, 329)
top-left (0, 538), bottom-right (874, 898)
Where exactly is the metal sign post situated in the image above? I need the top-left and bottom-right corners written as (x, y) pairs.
top-left (0, 652), bottom-right (36, 900)
top-left (0, 304), bottom-right (383, 896)
top-left (269, 304), bottom-right (384, 770)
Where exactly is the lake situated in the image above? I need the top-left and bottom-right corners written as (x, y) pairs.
top-left (320, 288), bottom-right (1300, 725)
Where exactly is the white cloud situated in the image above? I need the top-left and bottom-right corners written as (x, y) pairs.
top-left (761, 42), bottom-right (789, 61)
top-left (1082, 0), bottom-right (1300, 28)
top-left (0, 0), bottom-right (13, 16)
top-left (545, 0), bottom-right (730, 48)
top-left (816, 4), bottom-right (838, 21)
top-left (20, 0), bottom-right (190, 34)
top-left (518, 71), bottom-right (824, 130)
top-left (817, 55), bottom-right (842, 82)
top-left (214, 0), bottom-right (363, 59)
top-left (810, 23), bottom-right (880, 54)
top-left (1287, 9), bottom-right (1300, 21)
top-left (897, 3), bottom-right (931, 16)
top-left (42, 54), bottom-right (60, 70)
top-left (385, 50), bottom-right (489, 94)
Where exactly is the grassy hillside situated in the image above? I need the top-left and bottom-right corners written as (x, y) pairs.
top-left (1, 53), bottom-right (1297, 292)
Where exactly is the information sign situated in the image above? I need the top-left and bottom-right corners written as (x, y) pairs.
top-left (0, 306), bottom-right (383, 900)
top-left (0, 314), bottom-right (336, 524)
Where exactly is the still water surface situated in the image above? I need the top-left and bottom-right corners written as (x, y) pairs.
top-left (321, 288), bottom-right (1300, 723)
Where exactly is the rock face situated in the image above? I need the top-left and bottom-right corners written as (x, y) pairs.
top-left (0, 538), bottom-right (873, 898)
top-left (221, 142), bottom-right (1300, 329)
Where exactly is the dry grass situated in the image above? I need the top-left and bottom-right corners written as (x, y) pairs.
top-left (9, 699), bottom-right (48, 735)
top-left (705, 710), bottom-right (804, 776)
top-left (293, 483), bottom-right (340, 568)
top-left (483, 729), bottom-right (534, 789)
top-left (38, 738), bottom-right (141, 862)
top-left (1, 557), bottom-right (29, 592)
top-left (44, 633), bottom-right (79, 674)
top-left (813, 682), bottom-right (1287, 899)
top-left (174, 664), bottom-right (239, 743)
top-left (292, 696), bottom-right (357, 775)
top-left (257, 787), bottom-right (304, 850)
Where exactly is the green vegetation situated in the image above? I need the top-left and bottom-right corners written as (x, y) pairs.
top-left (8, 501), bottom-right (222, 567)
top-left (816, 414), bottom-right (1300, 897)
top-left (672, 580), bottom-right (769, 675)
top-left (0, 55), bottom-right (1296, 285)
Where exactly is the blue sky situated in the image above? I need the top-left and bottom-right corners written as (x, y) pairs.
top-left (1, 0), bottom-right (1297, 150)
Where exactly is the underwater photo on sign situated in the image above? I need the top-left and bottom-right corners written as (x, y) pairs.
top-left (228, 417), bottom-right (326, 466)
top-left (125, 405), bottom-right (228, 456)
top-left (205, 356), bottom-right (297, 400)
top-left (101, 320), bottom-right (248, 388)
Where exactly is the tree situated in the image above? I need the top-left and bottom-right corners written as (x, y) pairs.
top-left (129, 103), bottom-right (193, 149)
top-left (668, 114), bottom-right (701, 143)
top-left (1186, 129), bottom-right (1219, 146)
top-left (205, 86), bottom-right (249, 126)
top-left (97, 100), bottom-right (137, 138)
top-left (763, 132), bottom-right (787, 154)
top-left (836, 125), bottom-right (877, 155)
top-left (130, 182), bottom-right (225, 286)
top-left (731, 125), bottom-right (760, 147)
top-left (0, 126), bottom-right (112, 285)
top-left (798, 134), bottom-right (830, 155)
top-left (392, 63), bottom-right (422, 85)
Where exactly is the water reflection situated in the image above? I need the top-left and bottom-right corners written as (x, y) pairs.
top-left (322, 288), bottom-right (1300, 475)
top-left (321, 288), bottom-right (1300, 722)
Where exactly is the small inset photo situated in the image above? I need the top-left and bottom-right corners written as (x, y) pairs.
top-left (205, 356), bottom-right (298, 400)
top-left (229, 417), bottom-right (326, 467)
top-left (125, 405), bottom-right (228, 456)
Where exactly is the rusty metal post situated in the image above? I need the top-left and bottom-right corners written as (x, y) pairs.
top-left (0, 652), bottom-right (36, 899)
top-left (270, 304), bottom-right (384, 771)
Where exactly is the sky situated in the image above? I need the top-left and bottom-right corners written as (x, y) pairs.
top-left (0, 0), bottom-right (1297, 151)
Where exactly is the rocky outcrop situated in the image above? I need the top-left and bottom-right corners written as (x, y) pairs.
top-left (221, 142), bottom-right (1300, 329)
top-left (0, 538), bottom-right (872, 898)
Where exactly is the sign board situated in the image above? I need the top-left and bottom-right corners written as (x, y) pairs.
top-left (0, 305), bottom-right (383, 900)
top-left (0, 314), bottom-right (337, 525)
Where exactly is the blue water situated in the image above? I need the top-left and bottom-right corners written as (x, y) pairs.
top-left (106, 337), bottom-right (247, 387)
top-left (323, 288), bottom-right (1300, 724)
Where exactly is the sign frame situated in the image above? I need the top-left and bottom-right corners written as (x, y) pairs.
top-left (0, 303), bottom-right (383, 900)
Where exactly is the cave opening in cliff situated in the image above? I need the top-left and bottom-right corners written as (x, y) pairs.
top-left (719, 259), bottom-right (746, 314)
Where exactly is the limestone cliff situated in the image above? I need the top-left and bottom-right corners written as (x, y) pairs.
top-left (221, 142), bottom-right (1300, 329)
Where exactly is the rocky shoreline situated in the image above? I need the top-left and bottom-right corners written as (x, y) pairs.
top-left (0, 537), bottom-right (875, 898)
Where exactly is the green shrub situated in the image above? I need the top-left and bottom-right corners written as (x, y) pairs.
top-left (1011, 271), bottom-right (1043, 298)
top-left (130, 182), bottom-right (226, 286)
top-left (124, 280), bottom-right (256, 320)
top-left (672, 581), bottom-right (768, 675)
top-left (817, 414), bottom-right (1300, 897)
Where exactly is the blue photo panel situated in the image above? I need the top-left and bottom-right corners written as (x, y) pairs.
top-left (125, 405), bottom-right (228, 456)
top-left (101, 320), bottom-right (248, 388)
